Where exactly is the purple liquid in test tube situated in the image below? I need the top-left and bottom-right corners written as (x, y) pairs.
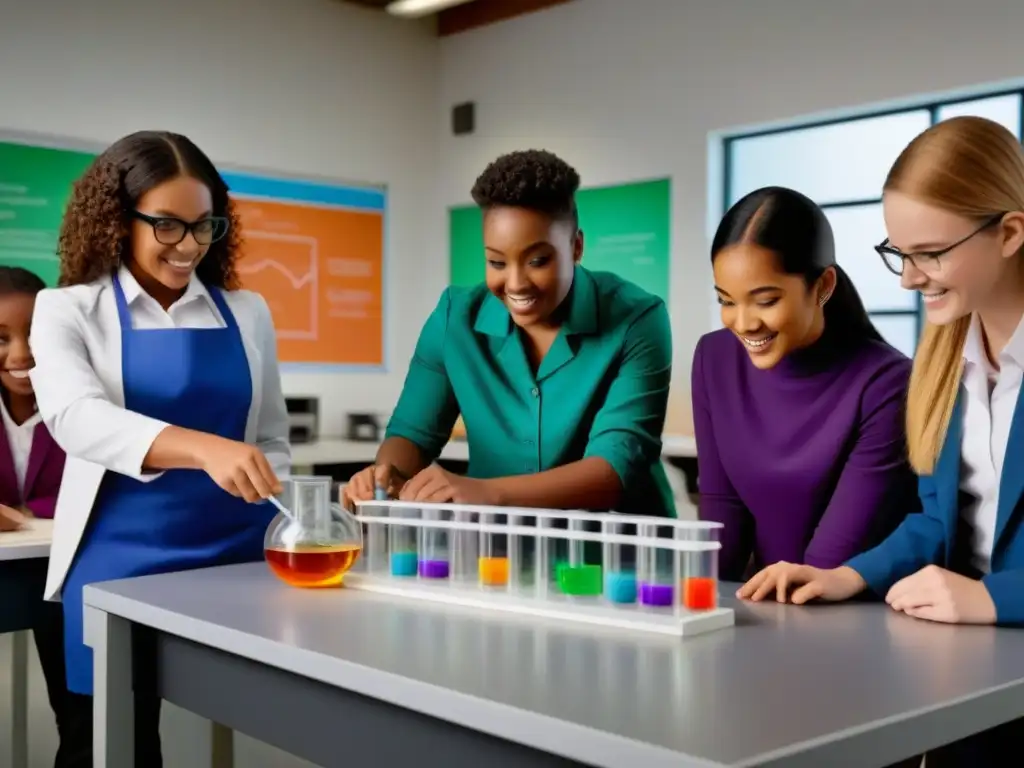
top-left (638, 582), bottom-right (674, 606)
top-left (419, 559), bottom-right (450, 579)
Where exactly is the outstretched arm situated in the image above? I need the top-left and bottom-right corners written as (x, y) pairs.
top-left (845, 474), bottom-right (947, 595)
top-left (382, 289), bottom-right (461, 480)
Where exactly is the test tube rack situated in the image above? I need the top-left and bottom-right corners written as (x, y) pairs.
top-left (348, 501), bottom-right (734, 638)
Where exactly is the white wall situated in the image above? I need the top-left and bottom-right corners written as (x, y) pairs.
top-left (438, 0), bottom-right (1024, 434)
top-left (0, 0), bottom-right (438, 765)
top-left (0, 0), bottom-right (442, 438)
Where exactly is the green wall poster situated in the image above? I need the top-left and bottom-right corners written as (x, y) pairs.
top-left (0, 138), bottom-right (96, 286)
top-left (448, 177), bottom-right (672, 301)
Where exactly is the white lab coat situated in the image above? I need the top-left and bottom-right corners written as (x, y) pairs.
top-left (29, 267), bottom-right (291, 600)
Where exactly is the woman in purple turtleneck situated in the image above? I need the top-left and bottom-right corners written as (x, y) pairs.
top-left (692, 186), bottom-right (920, 581)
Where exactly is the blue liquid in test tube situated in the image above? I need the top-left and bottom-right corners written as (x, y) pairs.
top-left (605, 572), bottom-right (637, 603)
top-left (602, 518), bottom-right (638, 604)
top-left (388, 498), bottom-right (418, 576)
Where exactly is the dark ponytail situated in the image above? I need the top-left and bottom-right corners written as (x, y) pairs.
top-left (711, 186), bottom-right (884, 347)
top-left (824, 264), bottom-right (884, 344)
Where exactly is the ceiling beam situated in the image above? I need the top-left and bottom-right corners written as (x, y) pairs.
top-left (437, 0), bottom-right (574, 37)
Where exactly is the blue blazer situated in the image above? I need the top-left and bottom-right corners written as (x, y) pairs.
top-left (846, 391), bottom-right (1024, 626)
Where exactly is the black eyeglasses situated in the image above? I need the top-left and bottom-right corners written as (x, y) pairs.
top-left (131, 211), bottom-right (230, 246)
top-left (874, 213), bottom-right (1005, 276)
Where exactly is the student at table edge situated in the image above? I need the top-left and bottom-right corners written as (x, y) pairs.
top-left (739, 116), bottom-right (1024, 767)
top-left (0, 267), bottom-right (73, 753)
top-left (345, 149), bottom-right (674, 516)
top-left (28, 130), bottom-right (290, 768)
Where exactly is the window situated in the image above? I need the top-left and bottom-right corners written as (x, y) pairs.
top-left (937, 94), bottom-right (1022, 137)
top-left (728, 111), bottom-right (930, 206)
top-left (870, 315), bottom-right (919, 359)
top-left (723, 87), bottom-right (1024, 356)
top-left (825, 204), bottom-right (915, 313)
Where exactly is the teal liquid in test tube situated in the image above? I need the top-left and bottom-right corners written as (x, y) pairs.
top-left (385, 491), bottom-right (417, 577)
top-left (603, 518), bottom-right (637, 604)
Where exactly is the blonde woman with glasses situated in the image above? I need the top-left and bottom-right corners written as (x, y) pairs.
top-left (736, 115), bottom-right (1024, 766)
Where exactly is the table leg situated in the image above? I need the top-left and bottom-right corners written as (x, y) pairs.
top-left (8, 630), bottom-right (28, 768)
top-left (210, 721), bottom-right (234, 768)
top-left (85, 605), bottom-right (134, 768)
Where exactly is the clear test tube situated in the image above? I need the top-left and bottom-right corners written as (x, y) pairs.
top-left (637, 523), bottom-right (675, 607)
top-left (546, 518), bottom-right (570, 595)
top-left (451, 509), bottom-right (478, 582)
top-left (389, 506), bottom-right (418, 577)
top-left (507, 513), bottom-right (537, 592)
top-left (602, 518), bottom-right (637, 604)
top-left (359, 501), bottom-right (390, 575)
top-left (417, 507), bottom-right (450, 579)
top-left (507, 513), bottom-right (522, 591)
top-left (557, 517), bottom-right (602, 597)
top-left (534, 517), bottom-right (555, 598)
top-left (478, 512), bottom-right (509, 588)
top-left (680, 525), bottom-right (720, 611)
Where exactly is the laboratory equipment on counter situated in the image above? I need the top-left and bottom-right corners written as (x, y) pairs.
top-left (603, 517), bottom-right (638, 604)
top-left (679, 524), bottom-right (719, 610)
top-left (389, 504), bottom-right (419, 576)
top-left (478, 511), bottom-right (508, 587)
top-left (418, 506), bottom-right (451, 578)
top-left (264, 476), bottom-right (363, 588)
top-left (637, 522), bottom-right (676, 607)
top-left (557, 517), bottom-right (602, 596)
top-left (346, 502), bottom-right (734, 638)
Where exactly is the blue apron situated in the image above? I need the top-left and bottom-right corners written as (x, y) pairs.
top-left (62, 273), bottom-right (275, 695)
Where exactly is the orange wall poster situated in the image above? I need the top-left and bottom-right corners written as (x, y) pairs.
top-left (223, 171), bottom-right (385, 369)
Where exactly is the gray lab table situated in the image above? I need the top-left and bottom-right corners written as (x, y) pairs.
top-left (83, 563), bottom-right (1024, 768)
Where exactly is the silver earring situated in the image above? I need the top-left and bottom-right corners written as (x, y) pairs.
top-left (819, 294), bottom-right (831, 306)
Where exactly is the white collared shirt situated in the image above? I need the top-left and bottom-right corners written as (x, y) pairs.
top-left (31, 265), bottom-right (287, 479)
top-left (960, 312), bottom-right (1024, 573)
top-left (116, 265), bottom-right (226, 329)
top-left (0, 397), bottom-right (41, 496)
top-left (29, 266), bottom-right (291, 601)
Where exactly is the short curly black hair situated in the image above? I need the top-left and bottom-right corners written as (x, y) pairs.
top-left (57, 130), bottom-right (242, 289)
top-left (470, 149), bottom-right (581, 229)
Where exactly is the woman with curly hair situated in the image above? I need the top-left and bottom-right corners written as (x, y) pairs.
top-left (28, 130), bottom-right (290, 767)
top-left (344, 149), bottom-right (674, 517)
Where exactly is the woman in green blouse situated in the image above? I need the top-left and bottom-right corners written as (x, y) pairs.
top-left (345, 149), bottom-right (674, 516)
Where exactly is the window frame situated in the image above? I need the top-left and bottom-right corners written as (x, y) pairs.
top-left (721, 88), bottom-right (1024, 353)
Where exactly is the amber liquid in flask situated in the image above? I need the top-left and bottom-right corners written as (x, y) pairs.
top-left (264, 476), bottom-right (364, 588)
top-left (265, 542), bottom-right (363, 587)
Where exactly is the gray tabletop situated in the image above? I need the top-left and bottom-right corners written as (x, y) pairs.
top-left (85, 562), bottom-right (1024, 768)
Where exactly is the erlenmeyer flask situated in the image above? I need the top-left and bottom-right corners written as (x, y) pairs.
top-left (264, 476), bottom-right (363, 588)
